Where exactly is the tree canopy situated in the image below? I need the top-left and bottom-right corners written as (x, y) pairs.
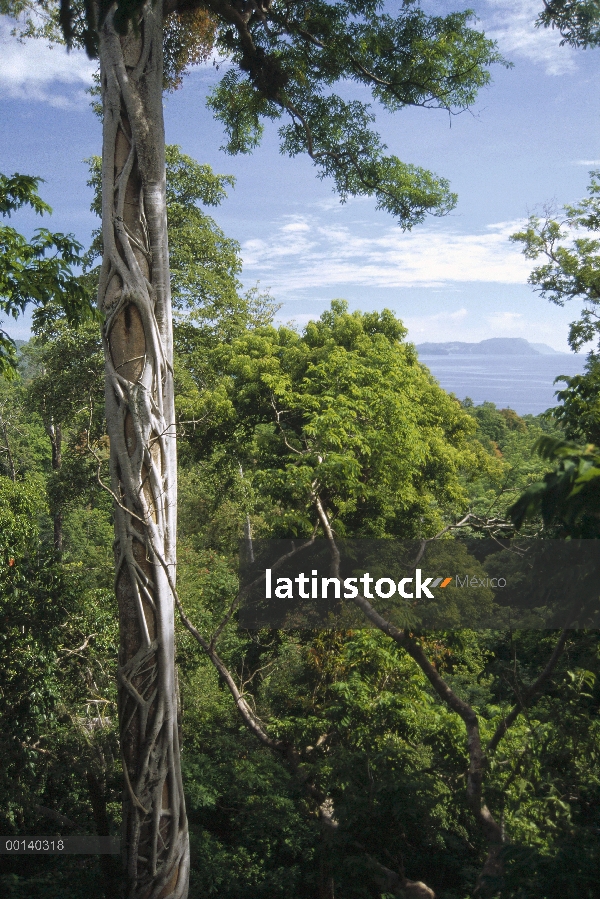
top-left (511, 171), bottom-right (600, 353)
top-left (175, 299), bottom-right (491, 540)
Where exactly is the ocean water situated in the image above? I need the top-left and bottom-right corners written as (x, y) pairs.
top-left (419, 354), bottom-right (588, 415)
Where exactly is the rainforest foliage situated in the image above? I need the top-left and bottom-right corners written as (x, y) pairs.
top-left (0, 152), bottom-right (599, 899)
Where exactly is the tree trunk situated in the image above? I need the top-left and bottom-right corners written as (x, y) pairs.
top-left (86, 769), bottom-right (122, 897)
top-left (97, 2), bottom-right (189, 896)
top-left (46, 418), bottom-right (63, 551)
top-left (0, 410), bottom-right (16, 482)
top-left (312, 498), bottom-right (503, 892)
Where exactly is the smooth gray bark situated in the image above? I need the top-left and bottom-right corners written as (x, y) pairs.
top-left (0, 408), bottom-right (16, 482)
top-left (45, 417), bottom-right (62, 551)
top-left (97, 2), bottom-right (189, 895)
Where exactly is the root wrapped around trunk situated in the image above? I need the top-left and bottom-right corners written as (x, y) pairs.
top-left (97, 1), bottom-right (188, 895)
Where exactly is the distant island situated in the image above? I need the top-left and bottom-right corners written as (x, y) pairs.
top-left (415, 338), bottom-right (566, 357)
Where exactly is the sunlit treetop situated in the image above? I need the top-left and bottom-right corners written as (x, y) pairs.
top-left (5, 0), bottom-right (506, 229)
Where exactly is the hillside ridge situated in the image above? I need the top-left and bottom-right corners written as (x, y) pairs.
top-left (415, 337), bottom-right (565, 356)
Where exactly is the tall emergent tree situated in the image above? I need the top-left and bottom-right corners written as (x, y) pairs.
top-left (7, 1), bottom-right (502, 895)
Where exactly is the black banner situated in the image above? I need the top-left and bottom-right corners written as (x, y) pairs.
top-left (239, 538), bottom-right (600, 630)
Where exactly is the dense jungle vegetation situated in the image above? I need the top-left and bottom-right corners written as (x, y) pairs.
top-left (1, 150), bottom-right (599, 899)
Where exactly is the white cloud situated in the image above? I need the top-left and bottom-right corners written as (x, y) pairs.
top-left (241, 216), bottom-right (532, 293)
top-left (482, 0), bottom-right (577, 76)
top-left (574, 159), bottom-right (600, 166)
top-left (402, 308), bottom-right (469, 341)
top-left (488, 311), bottom-right (524, 331)
top-left (0, 18), bottom-right (96, 106)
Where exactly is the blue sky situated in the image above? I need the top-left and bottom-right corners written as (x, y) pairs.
top-left (1, 0), bottom-right (598, 350)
